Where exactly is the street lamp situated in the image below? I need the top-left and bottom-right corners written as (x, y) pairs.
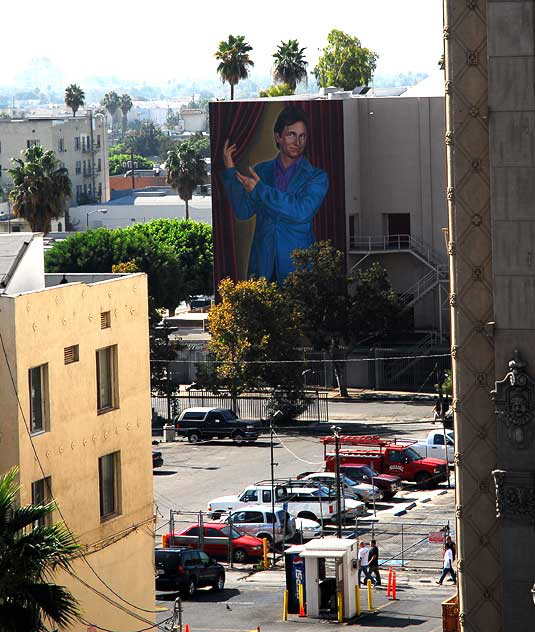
top-left (331, 425), bottom-right (343, 538)
top-left (86, 208), bottom-right (108, 230)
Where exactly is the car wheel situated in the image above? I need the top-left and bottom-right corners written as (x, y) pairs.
top-left (232, 432), bottom-right (245, 445)
top-left (233, 548), bottom-right (247, 563)
top-left (182, 578), bottom-right (196, 598)
top-left (188, 431), bottom-right (201, 444)
top-left (212, 574), bottom-right (225, 591)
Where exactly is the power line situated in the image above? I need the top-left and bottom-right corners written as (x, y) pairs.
top-left (0, 329), bottom-right (161, 621)
top-left (150, 352), bottom-right (451, 365)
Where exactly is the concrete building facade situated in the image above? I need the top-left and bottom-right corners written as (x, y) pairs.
top-left (343, 95), bottom-right (449, 338)
top-left (0, 233), bottom-right (155, 631)
top-left (0, 113), bottom-right (110, 226)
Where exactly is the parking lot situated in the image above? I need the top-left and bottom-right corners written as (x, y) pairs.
top-left (153, 402), bottom-right (456, 630)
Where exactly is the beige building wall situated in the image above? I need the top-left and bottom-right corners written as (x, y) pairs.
top-left (0, 113), bottom-right (110, 221)
top-left (0, 273), bottom-right (155, 631)
top-left (344, 96), bottom-right (449, 333)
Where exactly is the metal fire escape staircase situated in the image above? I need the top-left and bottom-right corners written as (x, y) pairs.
top-left (349, 234), bottom-right (449, 312)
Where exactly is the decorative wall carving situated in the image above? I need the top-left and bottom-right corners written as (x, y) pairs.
top-left (492, 469), bottom-right (535, 525)
top-left (492, 350), bottom-right (535, 448)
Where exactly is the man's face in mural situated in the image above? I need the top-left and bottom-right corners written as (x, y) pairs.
top-left (275, 121), bottom-right (307, 164)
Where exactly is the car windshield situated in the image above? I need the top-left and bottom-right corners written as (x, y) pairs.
top-left (219, 525), bottom-right (242, 539)
top-left (404, 447), bottom-right (423, 462)
top-left (222, 410), bottom-right (238, 421)
top-left (312, 486), bottom-right (333, 498)
top-left (362, 465), bottom-right (379, 477)
top-left (342, 475), bottom-right (357, 486)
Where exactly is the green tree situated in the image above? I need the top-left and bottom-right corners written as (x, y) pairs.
top-left (259, 83), bottom-right (295, 97)
top-left (8, 145), bottom-right (71, 234)
top-left (215, 35), bottom-right (254, 100)
top-left (165, 140), bottom-right (207, 220)
top-left (203, 277), bottom-right (301, 411)
top-left (285, 241), bottom-right (400, 396)
top-left (64, 84), bottom-right (85, 117)
top-left (314, 29), bottom-right (378, 91)
top-left (272, 39), bottom-right (308, 92)
top-left (101, 91), bottom-right (120, 129)
top-left (119, 93), bottom-right (133, 139)
top-left (45, 220), bottom-right (213, 314)
top-left (126, 121), bottom-right (163, 157)
top-left (0, 467), bottom-right (80, 631)
top-left (108, 153), bottom-right (152, 176)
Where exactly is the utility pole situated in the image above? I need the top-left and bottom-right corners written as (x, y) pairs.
top-left (436, 366), bottom-right (451, 489)
top-left (270, 418), bottom-right (277, 563)
top-left (332, 425), bottom-right (342, 538)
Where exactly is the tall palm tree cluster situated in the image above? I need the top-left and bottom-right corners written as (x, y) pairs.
top-left (101, 91), bottom-right (133, 137)
top-left (0, 468), bottom-right (80, 631)
top-left (216, 35), bottom-right (310, 100)
top-left (215, 36), bottom-right (308, 100)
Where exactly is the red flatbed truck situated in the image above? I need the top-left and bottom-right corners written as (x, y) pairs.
top-left (322, 435), bottom-right (448, 488)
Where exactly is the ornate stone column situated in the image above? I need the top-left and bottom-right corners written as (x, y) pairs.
top-left (444, 0), bottom-right (500, 629)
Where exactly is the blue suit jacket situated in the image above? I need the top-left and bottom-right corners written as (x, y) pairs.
top-left (222, 157), bottom-right (329, 284)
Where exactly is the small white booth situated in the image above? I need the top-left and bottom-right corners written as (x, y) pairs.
top-left (286, 537), bottom-right (359, 619)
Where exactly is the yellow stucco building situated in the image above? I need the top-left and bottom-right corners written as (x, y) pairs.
top-left (0, 233), bottom-right (155, 630)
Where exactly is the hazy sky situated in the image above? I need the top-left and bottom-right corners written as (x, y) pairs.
top-left (4, 0), bottom-right (443, 84)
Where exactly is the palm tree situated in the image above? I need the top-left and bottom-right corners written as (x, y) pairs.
top-left (119, 93), bottom-right (133, 139)
top-left (101, 91), bottom-right (120, 131)
top-left (214, 35), bottom-right (254, 100)
top-left (272, 40), bottom-right (308, 92)
top-left (165, 140), bottom-right (207, 220)
top-left (8, 145), bottom-right (71, 234)
top-left (64, 84), bottom-right (85, 117)
top-left (0, 468), bottom-right (80, 631)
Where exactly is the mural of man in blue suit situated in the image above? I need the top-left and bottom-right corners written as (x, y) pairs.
top-left (221, 106), bottom-right (329, 285)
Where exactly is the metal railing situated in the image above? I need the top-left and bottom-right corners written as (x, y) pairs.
top-left (151, 389), bottom-right (329, 423)
top-left (349, 234), bottom-right (444, 270)
top-left (399, 265), bottom-right (449, 310)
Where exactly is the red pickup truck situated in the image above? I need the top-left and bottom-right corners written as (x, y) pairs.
top-left (322, 435), bottom-right (448, 488)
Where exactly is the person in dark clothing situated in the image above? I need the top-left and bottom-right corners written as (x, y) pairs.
top-left (368, 539), bottom-right (381, 586)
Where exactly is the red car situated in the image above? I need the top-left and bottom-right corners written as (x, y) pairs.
top-left (163, 522), bottom-right (264, 563)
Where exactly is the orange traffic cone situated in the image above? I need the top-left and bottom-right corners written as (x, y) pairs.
top-left (392, 571), bottom-right (397, 600)
top-left (386, 567), bottom-right (393, 597)
top-left (298, 601), bottom-right (305, 617)
top-left (184, 624), bottom-right (190, 632)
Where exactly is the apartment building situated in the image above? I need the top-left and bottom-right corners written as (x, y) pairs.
top-left (0, 233), bottom-right (155, 631)
top-left (0, 113), bottom-right (110, 228)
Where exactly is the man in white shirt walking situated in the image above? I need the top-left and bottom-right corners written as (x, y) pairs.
top-left (358, 541), bottom-right (373, 586)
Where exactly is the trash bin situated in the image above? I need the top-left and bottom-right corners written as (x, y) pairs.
top-left (163, 424), bottom-right (175, 442)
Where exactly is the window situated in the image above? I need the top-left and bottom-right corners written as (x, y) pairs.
top-left (240, 490), bottom-right (258, 502)
top-left (26, 139), bottom-right (40, 148)
top-left (98, 452), bottom-right (120, 519)
top-left (75, 160), bottom-right (81, 174)
top-left (262, 490), bottom-right (272, 504)
top-left (243, 511), bottom-right (264, 523)
top-left (64, 345), bottom-right (79, 365)
top-left (75, 137), bottom-right (80, 151)
top-left (32, 477), bottom-right (52, 527)
top-left (100, 311), bottom-right (111, 329)
top-left (205, 528), bottom-right (224, 537)
top-left (388, 450), bottom-right (403, 463)
top-left (96, 345), bottom-right (117, 412)
top-left (98, 182), bottom-right (102, 199)
top-left (182, 412), bottom-right (206, 420)
top-left (97, 158), bottom-right (102, 172)
top-left (96, 134), bottom-right (101, 148)
top-left (58, 138), bottom-right (65, 152)
top-left (29, 364), bottom-right (48, 433)
top-left (186, 527), bottom-right (200, 536)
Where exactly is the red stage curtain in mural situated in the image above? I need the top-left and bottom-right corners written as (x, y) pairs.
top-left (299, 99), bottom-right (346, 251)
top-left (209, 101), bottom-right (265, 286)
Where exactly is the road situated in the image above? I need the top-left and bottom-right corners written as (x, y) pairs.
top-left (153, 400), bottom-right (455, 631)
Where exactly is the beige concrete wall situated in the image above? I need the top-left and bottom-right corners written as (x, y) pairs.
top-left (0, 273), bottom-right (155, 631)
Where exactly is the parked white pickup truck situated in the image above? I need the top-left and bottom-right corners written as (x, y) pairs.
top-left (207, 482), bottom-right (366, 523)
top-left (413, 430), bottom-right (454, 464)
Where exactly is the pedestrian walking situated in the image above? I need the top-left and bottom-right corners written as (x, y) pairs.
top-left (358, 541), bottom-right (373, 586)
top-left (368, 539), bottom-right (381, 586)
top-left (446, 535), bottom-right (456, 561)
top-left (436, 542), bottom-right (456, 585)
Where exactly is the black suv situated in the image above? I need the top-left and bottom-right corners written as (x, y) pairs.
top-left (174, 407), bottom-right (260, 444)
top-left (155, 548), bottom-right (225, 596)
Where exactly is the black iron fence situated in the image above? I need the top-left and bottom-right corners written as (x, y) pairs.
top-left (151, 389), bottom-right (329, 424)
